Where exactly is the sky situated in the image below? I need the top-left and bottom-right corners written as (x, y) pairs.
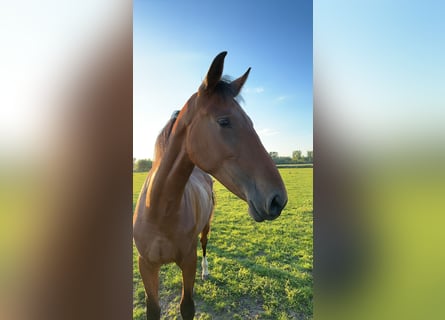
top-left (134, 0), bottom-right (313, 160)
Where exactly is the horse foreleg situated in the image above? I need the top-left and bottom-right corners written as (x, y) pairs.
top-left (200, 222), bottom-right (210, 280)
top-left (178, 252), bottom-right (197, 320)
top-left (138, 256), bottom-right (161, 320)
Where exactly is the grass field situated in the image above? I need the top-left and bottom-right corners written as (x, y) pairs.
top-left (133, 168), bottom-right (313, 319)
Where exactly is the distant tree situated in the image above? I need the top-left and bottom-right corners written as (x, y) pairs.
top-left (292, 150), bottom-right (302, 161)
top-left (275, 156), bottom-right (293, 165)
top-left (135, 159), bottom-right (152, 172)
top-left (269, 151), bottom-right (278, 159)
top-left (306, 151), bottom-right (313, 163)
top-left (133, 157), bottom-right (136, 171)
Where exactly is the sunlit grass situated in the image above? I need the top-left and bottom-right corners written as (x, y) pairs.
top-left (133, 168), bottom-right (313, 319)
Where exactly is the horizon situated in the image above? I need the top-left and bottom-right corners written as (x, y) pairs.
top-left (133, 149), bottom-right (313, 162)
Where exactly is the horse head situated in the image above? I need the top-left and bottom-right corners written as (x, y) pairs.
top-left (180, 52), bottom-right (288, 221)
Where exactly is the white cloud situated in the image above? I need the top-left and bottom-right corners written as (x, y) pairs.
top-left (275, 95), bottom-right (288, 102)
top-left (245, 86), bottom-right (264, 94)
top-left (257, 128), bottom-right (280, 136)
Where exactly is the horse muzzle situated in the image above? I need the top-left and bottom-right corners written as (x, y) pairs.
top-left (248, 192), bottom-right (287, 222)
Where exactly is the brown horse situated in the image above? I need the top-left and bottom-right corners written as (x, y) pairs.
top-left (133, 51), bottom-right (288, 320)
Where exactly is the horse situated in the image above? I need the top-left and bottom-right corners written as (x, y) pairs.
top-left (133, 51), bottom-right (288, 320)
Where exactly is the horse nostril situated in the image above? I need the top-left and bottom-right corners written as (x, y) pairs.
top-left (269, 195), bottom-right (284, 219)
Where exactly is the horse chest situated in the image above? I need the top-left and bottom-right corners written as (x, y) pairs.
top-left (145, 235), bottom-right (177, 264)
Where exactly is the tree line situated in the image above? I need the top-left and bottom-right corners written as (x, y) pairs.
top-left (134, 150), bottom-right (312, 172)
top-left (269, 150), bottom-right (313, 165)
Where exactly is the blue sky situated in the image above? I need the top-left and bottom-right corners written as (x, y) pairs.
top-left (134, 0), bottom-right (313, 159)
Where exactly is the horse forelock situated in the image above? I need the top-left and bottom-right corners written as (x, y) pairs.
top-left (199, 77), bottom-right (244, 102)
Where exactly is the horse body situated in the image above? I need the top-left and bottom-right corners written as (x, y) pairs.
top-left (133, 52), bottom-right (288, 320)
top-left (134, 166), bottom-right (213, 266)
top-left (133, 113), bottom-right (214, 318)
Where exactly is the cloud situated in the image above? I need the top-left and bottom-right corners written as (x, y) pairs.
top-left (245, 86), bottom-right (264, 94)
top-left (275, 95), bottom-right (288, 102)
top-left (257, 128), bottom-right (280, 136)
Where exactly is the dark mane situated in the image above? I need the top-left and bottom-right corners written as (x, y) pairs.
top-left (213, 76), bottom-right (244, 103)
top-left (153, 110), bottom-right (180, 165)
top-left (214, 77), bottom-right (235, 96)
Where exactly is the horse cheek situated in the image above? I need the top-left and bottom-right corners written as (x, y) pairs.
top-left (187, 131), bottom-right (210, 172)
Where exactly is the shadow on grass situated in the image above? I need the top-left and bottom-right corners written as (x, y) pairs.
top-left (192, 246), bottom-right (312, 319)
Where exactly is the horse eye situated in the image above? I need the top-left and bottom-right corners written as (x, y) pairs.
top-left (217, 118), bottom-right (231, 128)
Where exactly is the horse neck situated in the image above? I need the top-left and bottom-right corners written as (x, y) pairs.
top-left (147, 121), bottom-right (194, 217)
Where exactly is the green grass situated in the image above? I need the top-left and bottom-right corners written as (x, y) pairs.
top-left (133, 168), bottom-right (313, 319)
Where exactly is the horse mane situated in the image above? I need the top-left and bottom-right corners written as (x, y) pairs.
top-left (153, 110), bottom-right (180, 166)
top-left (214, 77), bottom-right (235, 96)
top-left (211, 76), bottom-right (245, 103)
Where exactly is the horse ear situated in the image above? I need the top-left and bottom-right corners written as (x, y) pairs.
top-left (202, 51), bottom-right (227, 91)
top-left (230, 67), bottom-right (251, 97)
